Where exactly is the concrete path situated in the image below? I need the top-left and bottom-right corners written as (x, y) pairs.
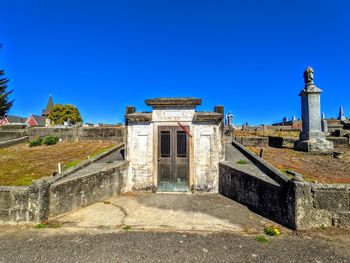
top-left (54, 193), bottom-right (279, 234)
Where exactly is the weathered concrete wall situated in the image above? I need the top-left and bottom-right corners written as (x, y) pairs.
top-left (49, 162), bottom-right (127, 218)
top-left (294, 182), bottom-right (350, 229)
top-left (234, 136), bottom-right (269, 147)
top-left (77, 127), bottom-right (124, 143)
top-left (268, 136), bottom-right (298, 148)
top-left (0, 146), bottom-right (126, 224)
top-left (0, 136), bottom-right (29, 148)
top-left (126, 123), bottom-right (154, 191)
top-left (327, 136), bottom-right (349, 146)
top-left (0, 129), bottom-right (28, 142)
top-left (29, 127), bottom-right (79, 141)
top-left (193, 123), bottom-right (224, 192)
top-left (0, 180), bottom-right (50, 224)
top-left (28, 127), bottom-right (125, 142)
top-left (219, 162), bottom-right (295, 228)
top-left (126, 108), bottom-right (224, 193)
top-left (235, 136), bottom-right (298, 148)
top-left (221, 141), bottom-right (350, 230)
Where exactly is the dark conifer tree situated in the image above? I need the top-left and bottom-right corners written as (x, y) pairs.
top-left (0, 68), bottom-right (13, 117)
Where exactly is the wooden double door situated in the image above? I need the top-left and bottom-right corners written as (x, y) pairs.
top-left (157, 126), bottom-right (189, 192)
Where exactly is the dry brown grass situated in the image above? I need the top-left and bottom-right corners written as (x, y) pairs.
top-left (234, 129), bottom-right (300, 138)
top-left (0, 140), bottom-right (117, 186)
top-left (247, 146), bottom-right (350, 184)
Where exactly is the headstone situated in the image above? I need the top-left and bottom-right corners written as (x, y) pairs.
top-left (322, 119), bottom-right (328, 133)
top-left (226, 111), bottom-right (234, 127)
top-left (294, 66), bottom-right (334, 153)
top-left (338, 106), bottom-right (346, 121)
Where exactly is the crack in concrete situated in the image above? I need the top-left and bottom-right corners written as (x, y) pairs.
top-left (98, 201), bottom-right (128, 228)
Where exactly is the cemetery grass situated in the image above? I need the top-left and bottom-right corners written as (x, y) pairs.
top-left (0, 141), bottom-right (117, 186)
top-left (247, 146), bottom-right (350, 184)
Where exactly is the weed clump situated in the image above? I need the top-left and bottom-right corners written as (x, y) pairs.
top-left (264, 225), bottom-right (281, 236)
top-left (255, 235), bottom-right (269, 243)
top-left (42, 136), bottom-right (59, 145)
top-left (29, 137), bottom-right (43, 147)
top-left (29, 136), bottom-right (59, 147)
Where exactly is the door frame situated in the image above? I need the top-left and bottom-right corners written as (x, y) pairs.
top-left (156, 125), bottom-right (190, 192)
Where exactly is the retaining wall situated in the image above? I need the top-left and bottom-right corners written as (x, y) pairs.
top-left (0, 129), bottom-right (28, 142)
top-left (28, 126), bottom-right (125, 142)
top-left (220, 141), bottom-right (350, 230)
top-left (219, 162), bottom-right (295, 228)
top-left (0, 137), bottom-right (29, 148)
top-left (49, 162), bottom-right (127, 217)
top-left (294, 182), bottom-right (350, 229)
top-left (234, 136), bottom-right (269, 147)
top-left (235, 136), bottom-right (298, 148)
top-left (327, 136), bottom-right (349, 146)
top-left (0, 145), bottom-right (127, 224)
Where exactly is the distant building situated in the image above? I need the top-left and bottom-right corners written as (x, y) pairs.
top-left (26, 115), bottom-right (46, 127)
top-left (272, 117), bottom-right (302, 130)
top-left (0, 115), bottom-right (27, 126)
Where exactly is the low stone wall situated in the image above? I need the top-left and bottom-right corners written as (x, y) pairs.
top-left (235, 136), bottom-right (298, 148)
top-left (294, 182), bottom-right (350, 229)
top-left (219, 162), bottom-right (295, 228)
top-left (0, 129), bottom-right (28, 142)
top-left (49, 162), bottom-right (127, 218)
top-left (234, 136), bottom-right (269, 147)
top-left (0, 181), bottom-right (50, 223)
top-left (268, 136), bottom-right (298, 148)
top-left (221, 141), bottom-right (350, 230)
top-left (0, 137), bottom-right (29, 148)
top-left (77, 127), bottom-right (124, 143)
top-left (29, 127), bottom-right (78, 141)
top-left (28, 126), bottom-right (125, 142)
top-left (0, 145), bottom-right (126, 224)
top-left (327, 136), bottom-right (349, 146)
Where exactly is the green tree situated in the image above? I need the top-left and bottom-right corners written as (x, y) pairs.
top-left (0, 68), bottom-right (13, 117)
top-left (48, 104), bottom-right (83, 125)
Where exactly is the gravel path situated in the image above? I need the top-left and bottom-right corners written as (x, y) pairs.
top-left (0, 228), bottom-right (349, 263)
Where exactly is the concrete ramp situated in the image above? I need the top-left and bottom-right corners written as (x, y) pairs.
top-left (54, 193), bottom-right (277, 233)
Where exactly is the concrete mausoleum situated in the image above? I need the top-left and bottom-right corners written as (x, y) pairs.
top-left (125, 98), bottom-right (224, 193)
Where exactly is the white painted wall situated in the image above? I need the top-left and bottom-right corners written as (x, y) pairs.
top-left (193, 123), bottom-right (223, 192)
top-left (126, 123), bottom-right (154, 191)
top-left (126, 108), bottom-right (223, 193)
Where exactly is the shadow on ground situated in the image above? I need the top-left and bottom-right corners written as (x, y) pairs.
top-left (55, 193), bottom-right (284, 234)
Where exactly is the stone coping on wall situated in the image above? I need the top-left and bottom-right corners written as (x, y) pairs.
top-left (0, 136), bottom-right (29, 149)
top-left (125, 112), bottom-right (152, 123)
top-left (193, 112), bottom-right (223, 123)
top-left (145, 97), bottom-right (202, 109)
top-left (231, 139), bottom-right (290, 186)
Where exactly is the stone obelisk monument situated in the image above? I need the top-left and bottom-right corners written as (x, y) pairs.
top-left (294, 67), bottom-right (334, 153)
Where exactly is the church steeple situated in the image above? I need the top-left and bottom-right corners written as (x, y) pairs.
top-left (42, 95), bottom-right (54, 116)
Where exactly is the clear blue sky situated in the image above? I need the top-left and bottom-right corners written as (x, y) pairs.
top-left (1, 0), bottom-right (349, 125)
